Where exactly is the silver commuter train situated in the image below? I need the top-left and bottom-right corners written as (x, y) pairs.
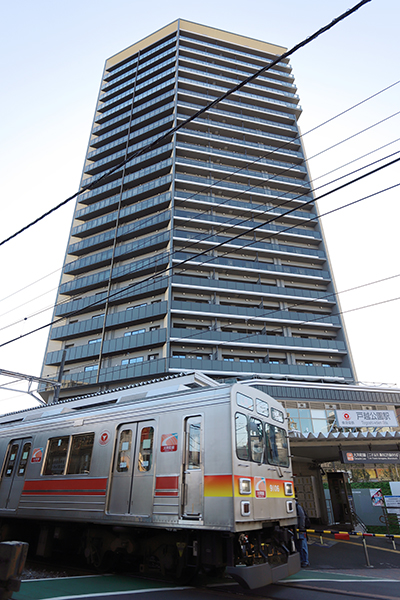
top-left (0, 373), bottom-right (300, 588)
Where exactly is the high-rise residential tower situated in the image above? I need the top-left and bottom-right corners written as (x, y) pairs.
top-left (40, 20), bottom-right (356, 400)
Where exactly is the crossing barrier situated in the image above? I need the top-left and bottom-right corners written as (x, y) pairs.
top-left (303, 528), bottom-right (400, 539)
top-left (299, 528), bottom-right (399, 567)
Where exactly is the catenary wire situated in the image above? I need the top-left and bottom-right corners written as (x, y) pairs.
top-left (1, 101), bottom-right (398, 316)
top-left (139, 182), bottom-right (400, 349)
top-left (1, 118), bottom-right (398, 325)
top-left (0, 143), bottom-right (397, 328)
top-left (0, 0), bottom-right (371, 249)
top-left (0, 162), bottom-right (397, 351)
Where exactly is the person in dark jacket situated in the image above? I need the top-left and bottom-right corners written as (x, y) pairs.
top-left (295, 499), bottom-right (310, 567)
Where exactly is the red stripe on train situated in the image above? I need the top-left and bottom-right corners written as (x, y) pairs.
top-left (155, 476), bottom-right (179, 490)
top-left (154, 475), bottom-right (179, 497)
top-left (22, 478), bottom-right (108, 495)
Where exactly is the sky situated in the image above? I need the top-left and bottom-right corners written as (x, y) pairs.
top-left (0, 0), bottom-right (399, 414)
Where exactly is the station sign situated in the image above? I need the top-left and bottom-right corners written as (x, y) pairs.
top-left (336, 409), bottom-right (398, 428)
top-left (340, 450), bottom-right (400, 463)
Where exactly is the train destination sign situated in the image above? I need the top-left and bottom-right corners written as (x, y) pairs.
top-left (336, 409), bottom-right (398, 428)
top-left (341, 451), bottom-right (400, 464)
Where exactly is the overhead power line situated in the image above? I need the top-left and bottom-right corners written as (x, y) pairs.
top-left (0, 0), bottom-right (371, 249)
top-left (0, 158), bottom-right (397, 352)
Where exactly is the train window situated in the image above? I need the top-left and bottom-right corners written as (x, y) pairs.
top-left (271, 407), bottom-right (284, 423)
top-left (17, 443), bottom-right (31, 476)
top-left (235, 412), bottom-right (249, 460)
top-left (237, 392), bottom-right (254, 411)
top-left (265, 424), bottom-right (289, 467)
top-left (43, 437), bottom-right (70, 475)
top-left (256, 398), bottom-right (269, 417)
top-left (138, 427), bottom-right (154, 472)
top-left (116, 430), bottom-right (132, 472)
top-left (187, 421), bottom-right (201, 469)
top-left (67, 433), bottom-right (94, 475)
top-left (4, 443), bottom-right (19, 477)
top-left (249, 417), bottom-right (264, 463)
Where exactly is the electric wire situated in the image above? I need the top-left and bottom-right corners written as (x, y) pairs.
top-left (139, 183), bottom-right (400, 350)
top-left (1, 120), bottom-right (398, 327)
top-left (0, 162), bottom-right (397, 351)
top-left (0, 0), bottom-right (372, 249)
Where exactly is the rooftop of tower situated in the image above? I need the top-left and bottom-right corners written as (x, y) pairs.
top-left (106, 19), bottom-right (288, 69)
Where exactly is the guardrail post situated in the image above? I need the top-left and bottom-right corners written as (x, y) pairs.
top-left (361, 536), bottom-right (372, 568)
top-left (0, 541), bottom-right (29, 600)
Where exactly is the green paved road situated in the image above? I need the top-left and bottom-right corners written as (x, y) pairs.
top-left (14, 574), bottom-right (182, 600)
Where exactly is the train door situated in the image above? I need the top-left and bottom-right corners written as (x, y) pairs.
top-left (108, 422), bottom-right (155, 517)
top-left (0, 438), bottom-right (31, 510)
top-left (182, 416), bottom-right (203, 519)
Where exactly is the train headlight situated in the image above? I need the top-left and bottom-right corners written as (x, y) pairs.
top-left (284, 482), bottom-right (293, 496)
top-left (239, 478), bottom-right (252, 495)
top-left (286, 500), bottom-right (294, 513)
top-left (241, 501), bottom-right (251, 516)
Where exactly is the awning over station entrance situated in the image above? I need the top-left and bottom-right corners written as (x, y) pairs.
top-left (289, 430), bottom-right (400, 464)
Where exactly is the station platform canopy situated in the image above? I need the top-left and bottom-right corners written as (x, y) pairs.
top-left (289, 430), bottom-right (400, 464)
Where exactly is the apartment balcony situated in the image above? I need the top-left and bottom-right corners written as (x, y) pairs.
top-left (174, 191), bottom-right (315, 226)
top-left (103, 36), bottom-right (176, 82)
top-left (175, 157), bottom-right (309, 194)
top-left (173, 210), bottom-right (320, 245)
top-left (168, 357), bottom-right (352, 381)
top-left (98, 60), bottom-right (175, 113)
top-left (71, 205), bottom-right (171, 242)
top-left (60, 250), bottom-right (169, 295)
top-left (51, 301), bottom-right (168, 341)
top-left (55, 276), bottom-right (169, 317)
top-left (51, 356), bottom-right (168, 389)
top-left (45, 328), bottom-right (167, 366)
top-left (100, 50), bottom-right (176, 102)
top-left (170, 327), bottom-right (346, 354)
top-left (75, 188), bottom-right (171, 222)
top-left (176, 128), bottom-right (303, 161)
top-left (173, 230), bottom-right (325, 265)
top-left (171, 275), bottom-right (332, 307)
top-left (178, 55), bottom-right (298, 99)
top-left (179, 36), bottom-right (293, 79)
top-left (170, 301), bottom-right (340, 329)
top-left (177, 75), bottom-right (301, 118)
top-left (176, 140), bottom-right (305, 174)
top-left (79, 158), bottom-right (172, 205)
top-left (87, 118), bottom-right (174, 163)
top-left (68, 220), bottom-right (170, 256)
top-left (174, 174), bottom-right (311, 208)
top-left (177, 66), bottom-right (300, 110)
top-left (172, 252), bottom-right (331, 284)
top-left (95, 78), bottom-right (175, 125)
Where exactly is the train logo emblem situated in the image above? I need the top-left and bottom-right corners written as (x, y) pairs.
top-left (161, 433), bottom-right (178, 452)
top-left (99, 430), bottom-right (110, 446)
top-left (31, 448), bottom-right (43, 463)
top-left (254, 477), bottom-right (266, 498)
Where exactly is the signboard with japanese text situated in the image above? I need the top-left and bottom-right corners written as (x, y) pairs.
top-left (341, 450), bottom-right (400, 463)
top-left (336, 409), bottom-right (398, 428)
top-left (384, 496), bottom-right (400, 525)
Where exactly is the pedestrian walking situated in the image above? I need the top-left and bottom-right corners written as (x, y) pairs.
top-left (295, 499), bottom-right (310, 568)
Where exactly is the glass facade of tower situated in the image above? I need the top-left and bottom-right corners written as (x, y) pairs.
top-left (40, 20), bottom-right (355, 398)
